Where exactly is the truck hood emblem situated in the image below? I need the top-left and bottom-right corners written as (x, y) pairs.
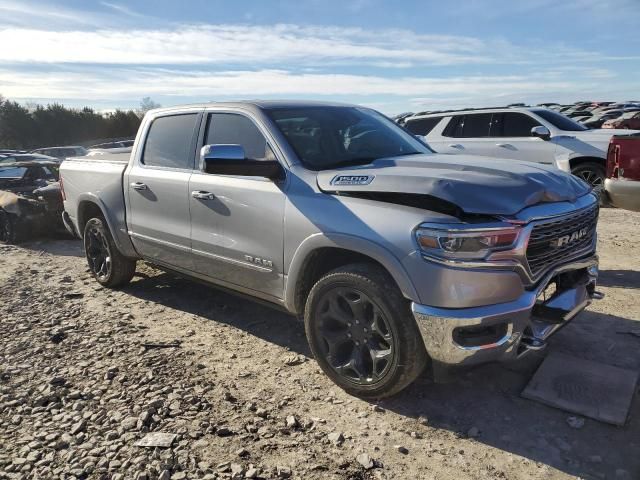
top-left (330, 175), bottom-right (374, 186)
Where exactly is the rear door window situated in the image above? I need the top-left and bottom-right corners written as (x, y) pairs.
top-left (497, 112), bottom-right (541, 137)
top-left (142, 113), bottom-right (199, 169)
top-left (444, 114), bottom-right (493, 138)
top-left (404, 117), bottom-right (443, 136)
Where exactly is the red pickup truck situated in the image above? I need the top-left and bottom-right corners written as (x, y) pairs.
top-left (605, 133), bottom-right (640, 212)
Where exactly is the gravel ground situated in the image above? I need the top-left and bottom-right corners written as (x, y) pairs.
top-left (1, 208), bottom-right (639, 480)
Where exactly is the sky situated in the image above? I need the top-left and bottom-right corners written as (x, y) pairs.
top-left (0, 0), bottom-right (638, 115)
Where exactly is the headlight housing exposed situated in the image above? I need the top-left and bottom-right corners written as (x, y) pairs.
top-left (416, 225), bottom-right (520, 261)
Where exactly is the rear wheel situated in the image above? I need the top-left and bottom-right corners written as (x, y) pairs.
top-left (304, 263), bottom-right (427, 399)
top-left (572, 162), bottom-right (605, 195)
top-left (84, 217), bottom-right (136, 288)
top-left (0, 211), bottom-right (20, 244)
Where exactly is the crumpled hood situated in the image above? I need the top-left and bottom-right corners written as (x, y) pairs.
top-left (316, 154), bottom-right (591, 216)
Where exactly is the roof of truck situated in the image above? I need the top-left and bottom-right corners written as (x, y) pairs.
top-left (147, 100), bottom-right (357, 115)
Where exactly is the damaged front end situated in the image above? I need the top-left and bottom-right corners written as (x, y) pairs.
top-left (0, 162), bottom-right (65, 244)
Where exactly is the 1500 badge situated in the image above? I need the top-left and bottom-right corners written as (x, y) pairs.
top-left (331, 175), bottom-right (374, 186)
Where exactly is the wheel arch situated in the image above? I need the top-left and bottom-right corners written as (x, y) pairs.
top-left (76, 194), bottom-right (138, 258)
top-left (284, 233), bottom-right (419, 315)
top-left (568, 155), bottom-right (606, 171)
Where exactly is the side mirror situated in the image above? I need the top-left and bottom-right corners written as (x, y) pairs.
top-left (201, 144), bottom-right (283, 180)
top-left (531, 126), bottom-right (551, 141)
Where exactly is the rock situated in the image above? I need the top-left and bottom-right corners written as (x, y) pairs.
top-left (417, 415), bottom-right (429, 426)
top-left (327, 432), bottom-right (345, 446)
top-left (371, 405), bottom-right (385, 413)
top-left (356, 453), bottom-right (374, 469)
top-left (236, 447), bottom-right (250, 457)
top-left (216, 426), bottom-right (233, 437)
top-left (410, 431), bottom-right (422, 439)
top-left (276, 465), bottom-right (292, 478)
top-left (245, 467), bottom-right (259, 478)
top-left (282, 353), bottom-right (305, 366)
top-left (158, 470), bottom-right (171, 480)
top-left (224, 391), bottom-right (237, 403)
top-left (467, 427), bottom-right (480, 438)
top-left (70, 420), bottom-right (86, 435)
top-left (49, 330), bottom-right (66, 343)
top-left (395, 445), bottom-right (409, 455)
top-left (122, 416), bottom-right (138, 431)
top-left (173, 473), bottom-right (187, 480)
top-left (566, 416), bottom-right (585, 429)
top-left (231, 463), bottom-right (245, 478)
top-left (49, 376), bottom-right (66, 386)
top-left (285, 415), bottom-right (298, 429)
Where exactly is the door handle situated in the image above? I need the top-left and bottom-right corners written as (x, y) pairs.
top-left (448, 144), bottom-right (463, 149)
top-left (130, 182), bottom-right (148, 191)
top-left (192, 190), bottom-right (215, 200)
top-left (496, 143), bottom-right (513, 148)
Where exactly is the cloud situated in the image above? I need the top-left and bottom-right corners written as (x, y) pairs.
top-left (0, 24), bottom-right (499, 66)
top-left (0, 66), bottom-right (598, 103)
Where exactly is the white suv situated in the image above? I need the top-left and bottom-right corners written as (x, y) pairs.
top-left (403, 107), bottom-right (639, 190)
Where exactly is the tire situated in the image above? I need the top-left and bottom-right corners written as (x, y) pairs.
top-left (0, 210), bottom-right (21, 244)
top-left (83, 217), bottom-right (136, 288)
top-left (304, 263), bottom-right (428, 399)
top-left (572, 162), bottom-right (605, 195)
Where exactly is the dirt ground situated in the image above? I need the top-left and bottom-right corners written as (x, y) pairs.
top-left (1, 207), bottom-right (638, 480)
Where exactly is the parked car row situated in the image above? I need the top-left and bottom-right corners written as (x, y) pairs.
top-left (545, 101), bottom-right (640, 129)
top-left (399, 106), bottom-right (638, 192)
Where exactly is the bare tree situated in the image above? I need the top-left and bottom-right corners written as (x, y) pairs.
top-left (138, 97), bottom-right (161, 117)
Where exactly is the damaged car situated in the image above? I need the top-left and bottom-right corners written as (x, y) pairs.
top-left (61, 101), bottom-right (602, 398)
top-left (0, 161), bottom-right (66, 244)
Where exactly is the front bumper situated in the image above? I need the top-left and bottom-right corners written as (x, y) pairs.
top-left (412, 255), bottom-right (601, 370)
top-left (604, 178), bottom-right (640, 212)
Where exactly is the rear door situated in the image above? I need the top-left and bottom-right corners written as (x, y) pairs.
top-left (188, 111), bottom-right (286, 299)
top-left (489, 112), bottom-right (557, 164)
top-left (125, 110), bottom-right (201, 270)
top-left (435, 113), bottom-right (496, 156)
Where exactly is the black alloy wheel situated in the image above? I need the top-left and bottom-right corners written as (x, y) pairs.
top-left (313, 286), bottom-right (394, 385)
top-left (85, 222), bottom-right (112, 282)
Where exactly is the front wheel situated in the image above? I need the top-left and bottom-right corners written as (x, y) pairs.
top-left (572, 162), bottom-right (605, 195)
top-left (304, 263), bottom-right (428, 399)
top-left (84, 217), bottom-right (136, 288)
top-left (0, 210), bottom-right (21, 244)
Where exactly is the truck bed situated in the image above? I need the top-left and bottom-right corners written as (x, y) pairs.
top-left (60, 155), bottom-right (133, 254)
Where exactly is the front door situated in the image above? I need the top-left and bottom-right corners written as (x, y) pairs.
top-left (489, 112), bottom-right (557, 164)
top-left (188, 111), bottom-right (286, 299)
top-left (125, 112), bottom-right (200, 270)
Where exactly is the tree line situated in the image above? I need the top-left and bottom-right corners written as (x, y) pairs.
top-left (0, 96), bottom-right (160, 149)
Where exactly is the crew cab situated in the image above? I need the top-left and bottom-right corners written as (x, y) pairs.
top-left (402, 106), bottom-right (639, 192)
top-left (605, 133), bottom-right (640, 212)
top-left (60, 101), bottom-right (602, 398)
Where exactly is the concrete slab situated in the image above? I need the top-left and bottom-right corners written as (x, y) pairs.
top-left (522, 351), bottom-right (638, 426)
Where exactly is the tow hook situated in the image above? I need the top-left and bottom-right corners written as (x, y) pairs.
top-left (520, 335), bottom-right (546, 351)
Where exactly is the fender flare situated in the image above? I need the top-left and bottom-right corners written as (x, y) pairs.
top-left (76, 193), bottom-right (139, 258)
top-left (283, 232), bottom-right (420, 313)
top-left (555, 152), bottom-right (605, 173)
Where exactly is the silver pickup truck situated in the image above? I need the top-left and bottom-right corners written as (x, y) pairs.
top-left (60, 101), bottom-right (601, 398)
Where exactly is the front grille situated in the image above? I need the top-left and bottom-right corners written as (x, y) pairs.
top-left (526, 204), bottom-right (599, 279)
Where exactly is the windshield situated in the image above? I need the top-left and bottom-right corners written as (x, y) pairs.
top-left (265, 106), bottom-right (430, 170)
top-left (532, 109), bottom-right (589, 131)
top-left (621, 111), bottom-right (640, 119)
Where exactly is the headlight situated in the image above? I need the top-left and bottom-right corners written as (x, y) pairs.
top-left (416, 226), bottom-right (520, 261)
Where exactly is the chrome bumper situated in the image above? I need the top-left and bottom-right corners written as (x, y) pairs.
top-left (604, 178), bottom-right (640, 212)
top-left (412, 256), bottom-right (601, 370)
